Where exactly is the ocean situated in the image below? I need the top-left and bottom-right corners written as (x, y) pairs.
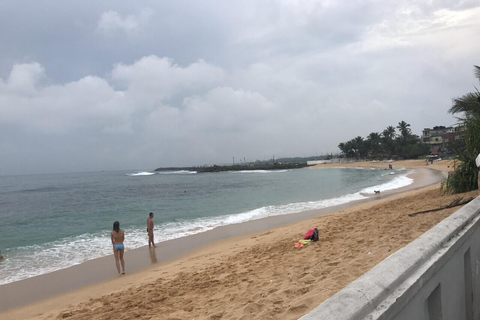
top-left (0, 166), bottom-right (413, 285)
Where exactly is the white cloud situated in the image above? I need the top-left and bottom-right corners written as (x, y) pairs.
top-left (111, 56), bottom-right (225, 103)
top-left (0, 64), bottom-right (128, 134)
top-left (1, 62), bottom-right (45, 95)
top-left (0, 57), bottom-right (227, 137)
top-left (356, 5), bottom-right (480, 52)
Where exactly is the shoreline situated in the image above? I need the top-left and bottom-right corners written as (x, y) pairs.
top-left (0, 161), bottom-right (454, 319)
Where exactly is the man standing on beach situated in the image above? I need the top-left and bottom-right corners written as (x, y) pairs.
top-left (147, 212), bottom-right (156, 248)
top-left (476, 153), bottom-right (480, 192)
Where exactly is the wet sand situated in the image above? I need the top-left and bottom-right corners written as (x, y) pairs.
top-left (1, 159), bottom-right (473, 320)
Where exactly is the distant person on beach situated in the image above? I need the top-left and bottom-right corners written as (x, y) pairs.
top-left (147, 212), bottom-right (156, 248)
top-left (111, 221), bottom-right (125, 276)
top-left (476, 153), bottom-right (480, 191)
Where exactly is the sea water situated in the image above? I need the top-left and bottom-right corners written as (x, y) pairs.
top-left (0, 167), bottom-right (412, 285)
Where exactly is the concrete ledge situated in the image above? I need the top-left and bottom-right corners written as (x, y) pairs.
top-left (300, 196), bottom-right (480, 320)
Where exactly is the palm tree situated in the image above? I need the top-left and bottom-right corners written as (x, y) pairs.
top-left (337, 122), bottom-right (430, 161)
top-left (448, 92), bottom-right (480, 115)
top-left (352, 136), bottom-right (365, 159)
top-left (338, 141), bottom-right (355, 158)
top-left (395, 121), bottom-right (414, 157)
top-left (382, 126), bottom-right (396, 158)
top-left (443, 65), bottom-right (480, 193)
top-left (397, 121), bottom-right (412, 139)
top-left (345, 140), bottom-right (355, 158)
top-left (338, 142), bottom-right (348, 158)
top-left (448, 65), bottom-right (480, 116)
top-left (366, 132), bottom-right (382, 158)
top-left (382, 126), bottom-right (396, 140)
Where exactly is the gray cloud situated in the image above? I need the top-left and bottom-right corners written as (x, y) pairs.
top-left (1, 1), bottom-right (479, 174)
top-left (96, 9), bottom-right (153, 34)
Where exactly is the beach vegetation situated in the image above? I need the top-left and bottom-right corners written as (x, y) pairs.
top-left (382, 126), bottom-right (397, 158)
top-left (442, 65), bottom-right (480, 194)
top-left (366, 132), bottom-right (382, 156)
top-left (338, 121), bottom-right (430, 160)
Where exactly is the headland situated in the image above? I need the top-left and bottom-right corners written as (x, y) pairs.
top-left (155, 162), bottom-right (309, 173)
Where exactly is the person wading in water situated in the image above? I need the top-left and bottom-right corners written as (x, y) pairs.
top-left (147, 212), bottom-right (156, 248)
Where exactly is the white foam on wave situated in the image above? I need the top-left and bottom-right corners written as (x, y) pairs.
top-left (126, 171), bottom-right (156, 176)
top-left (157, 170), bottom-right (197, 174)
top-left (380, 171), bottom-right (397, 176)
top-left (0, 227), bottom-right (176, 285)
top-left (220, 192), bottom-right (367, 225)
top-left (360, 171), bottom-right (413, 194)
top-left (0, 233), bottom-right (115, 285)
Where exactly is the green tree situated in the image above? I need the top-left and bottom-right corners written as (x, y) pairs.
top-left (400, 136), bottom-right (430, 158)
top-left (352, 136), bottom-right (365, 159)
top-left (382, 126), bottom-right (396, 158)
top-left (337, 122), bottom-right (430, 161)
top-left (366, 132), bottom-right (382, 158)
top-left (397, 121), bottom-right (412, 138)
top-left (395, 121), bottom-right (411, 155)
top-left (338, 141), bottom-right (355, 158)
top-left (442, 65), bottom-right (480, 193)
top-left (382, 126), bottom-right (396, 140)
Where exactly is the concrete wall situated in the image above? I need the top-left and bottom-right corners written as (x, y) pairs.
top-left (307, 159), bottom-right (344, 165)
top-left (300, 196), bottom-right (480, 320)
top-left (307, 160), bottom-right (332, 165)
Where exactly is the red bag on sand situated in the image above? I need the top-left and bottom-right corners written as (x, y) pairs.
top-left (303, 228), bottom-right (319, 241)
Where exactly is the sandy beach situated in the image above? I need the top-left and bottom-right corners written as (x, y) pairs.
top-left (2, 159), bottom-right (477, 320)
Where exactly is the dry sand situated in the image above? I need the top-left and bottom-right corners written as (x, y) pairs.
top-left (312, 158), bottom-right (457, 172)
top-left (2, 159), bottom-right (477, 320)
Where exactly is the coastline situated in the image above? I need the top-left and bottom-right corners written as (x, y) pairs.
top-left (0, 160), bottom-right (464, 320)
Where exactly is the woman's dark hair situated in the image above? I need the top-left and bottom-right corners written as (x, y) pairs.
top-left (113, 221), bottom-right (120, 233)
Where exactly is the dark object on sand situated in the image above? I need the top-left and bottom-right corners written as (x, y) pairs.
top-left (408, 197), bottom-right (474, 217)
top-left (303, 227), bottom-right (319, 241)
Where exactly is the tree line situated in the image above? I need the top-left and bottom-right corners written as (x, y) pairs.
top-left (338, 121), bottom-right (430, 160)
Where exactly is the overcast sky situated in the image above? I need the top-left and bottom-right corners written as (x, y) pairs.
top-left (1, 1), bottom-right (479, 175)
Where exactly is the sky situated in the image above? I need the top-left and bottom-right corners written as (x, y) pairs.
top-left (1, 0), bottom-right (479, 175)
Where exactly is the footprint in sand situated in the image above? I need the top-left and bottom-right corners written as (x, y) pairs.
top-left (288, 303), bottom-right (309, 314)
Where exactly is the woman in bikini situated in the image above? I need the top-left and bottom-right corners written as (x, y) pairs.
top-left (111, 221), bottom-right (125, 276)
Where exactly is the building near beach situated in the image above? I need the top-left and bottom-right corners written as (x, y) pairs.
top-left (422, 125), bottom-right (464, 154)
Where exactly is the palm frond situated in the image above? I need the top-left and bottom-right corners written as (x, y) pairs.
top-left (449, 92), bottom-right (480, 115)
